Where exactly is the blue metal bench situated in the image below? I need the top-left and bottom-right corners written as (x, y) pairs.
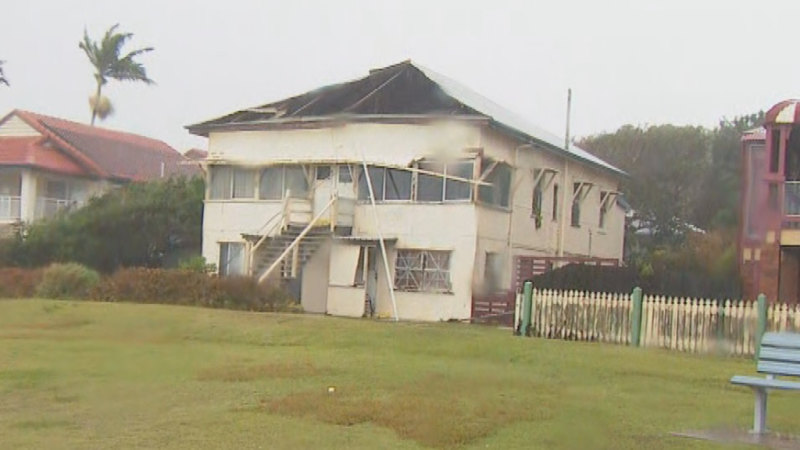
top-left (730, 332), bottom-right (800, 434)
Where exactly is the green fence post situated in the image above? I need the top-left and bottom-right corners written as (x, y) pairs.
top-left (756, 293), bottom-right (767, 358)
top-left (521, 281), bottom-right (533, 337)
top-left (630, 287), bottom-right (643, 347)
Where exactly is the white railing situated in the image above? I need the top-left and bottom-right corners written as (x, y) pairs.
top-left (0, 195), bottom-right (21, 221)
top-left (35, 197), bottom-right (73, 220)
top-left (785, 181), bottom-right (800, 216)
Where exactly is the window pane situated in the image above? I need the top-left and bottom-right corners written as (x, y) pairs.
top-left (417, 162), bottom-right (444, 202)
top-left (316, 166), bottom-right (331, 180)
top-left (445, 161), bottom-right (473, 200)
top-left (571, 183), bottom-right (581, 227)
top-left (552, 184), bottom-right (559, 221)
top-left (495, 164), bottom-right (511, 207)
top-left (210, 167), bottom-right (232, 199)
top-left (394, 249), bottom-right (450, 293)
top-left (338, 165), bottom-right (353, 183)
top-left (259, 167), bottom-right (283, 200)
top-left (219, 242), bottom-right (245, 276)
top-left (285, 166), bottom-right (309, 198)
top-left (232, 169), bottom-right (255, 199)
top-left (385, 168), bottom-right (412, 200)
top-left (358, 166), bottom-right (385, 201)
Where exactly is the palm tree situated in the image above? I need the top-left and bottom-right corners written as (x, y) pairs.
top-left (79, 24), bottom-right (154, 125)
top-left (0, 60), bottom-right (8, 86)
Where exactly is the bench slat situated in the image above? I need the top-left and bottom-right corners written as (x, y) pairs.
top-left (757, 361), bottom-right (800, 377)
top-left (759, 347), bottom-right (800, 364)
top-left (761, 332), bottom-right (800, 349)
top-left (730, 375), bottom-right (800, 390)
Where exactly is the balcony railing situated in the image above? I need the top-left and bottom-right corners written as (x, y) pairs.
top-left (786, 182), bottom-right (800, 216)
top-left (35, 197), bottom-right (74, 220)
top-left (0, 195), bottom-right (21, 221)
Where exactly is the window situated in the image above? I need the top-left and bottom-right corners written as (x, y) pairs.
top-left (338, 165), bottom-right (353, 183)
top-left (209, 167), bottom-right (255, 199)
top-left (353, 246), bottom-right (366, 287)
top-left (259, 166), bottom-right (309, 200)
top-left (571, 183), bottom-right (581, 227)
top-left (394, 249), bottom-right (452, 293)
top-left (316, 166), bottom-right (332, 180)
top-left (385, 168), bottom-right (413, 200)
top-left (444, 161), bottom-right (473, 201)
top-left (770, 129), bottom-right (781, 173)
top-left (768, 183), bottom-right (779, 210)
top-left (232, 169), bottom-right (256, 199)
top-left (478, 159), bottom-right (511, 207)
top-left (357, 166), bottom-right (386, 201)
top-left (484, 252), bottom-right (504, 292)
top-left (552, 184), bottom-right (559, 221)
top-left (532, 183), bottom-right (543, 229)
top-left (417, 162), bottom-right (444, 201)
top-left (599, 191), bottom-right (609, 229)
top-left (219, 242), bottom-right (245, 276)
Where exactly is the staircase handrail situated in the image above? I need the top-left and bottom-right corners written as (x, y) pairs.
top-left (249, 196), bottom-right (291, 274)
top-left (257, 195), bottom-right (337, 284)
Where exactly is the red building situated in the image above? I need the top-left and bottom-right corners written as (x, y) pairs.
top-left (740, 99), bottom-right (800, 303)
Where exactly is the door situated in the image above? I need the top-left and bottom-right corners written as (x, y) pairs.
top-left (313, 166), bottom-right (334, 219)
top-left (365, 246), bottom-right (378, 316)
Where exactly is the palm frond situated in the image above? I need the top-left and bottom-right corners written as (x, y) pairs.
top-left (0, 60), bottom-right (8, 86)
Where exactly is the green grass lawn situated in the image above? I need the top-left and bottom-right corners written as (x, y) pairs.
top-left (0, 300), bottom-right (796, 449)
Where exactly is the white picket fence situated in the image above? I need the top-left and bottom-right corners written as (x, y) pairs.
top-left (520, 289), bottom-right (800, 357)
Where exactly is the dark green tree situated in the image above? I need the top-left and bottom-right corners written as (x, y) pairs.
top-left (79, 24), bottom-right (154, 125)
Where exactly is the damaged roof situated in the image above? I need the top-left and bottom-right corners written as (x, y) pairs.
top-left (187, 60), bottom-right (623, 175)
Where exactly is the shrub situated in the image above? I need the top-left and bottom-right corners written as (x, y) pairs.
top-left (178, 256), bottom-right (215, 274)
top-left (90, 268), bottom-right (299, 312)
top-left (0, 268), bottom-right (43, 298)
top-left (36, 263), bottom-right (100, 299)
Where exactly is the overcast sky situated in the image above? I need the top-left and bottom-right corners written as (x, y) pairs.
top-left (1, 0), bottom-right (798, 152)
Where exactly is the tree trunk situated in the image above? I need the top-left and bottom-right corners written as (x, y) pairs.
top-left (90, 81), bottom-right (102, 126)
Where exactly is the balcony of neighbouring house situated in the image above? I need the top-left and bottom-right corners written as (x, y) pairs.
top-left (0, 195), bottom-right (21, 221)
top-left (35, 197), bottom-right (78, 220)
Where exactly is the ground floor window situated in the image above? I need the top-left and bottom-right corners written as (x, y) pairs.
top-left (219, 242), bottom-right (245, 276)
top-left (394, 249), bottom-right (452, 293)
top-left (484, 252), bottom-right (504, 292)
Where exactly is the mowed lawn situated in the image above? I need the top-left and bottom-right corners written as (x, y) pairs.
top-left (0, 300), bottom-right (796, 449)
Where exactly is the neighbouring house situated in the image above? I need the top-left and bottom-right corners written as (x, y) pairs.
top-left (187, 60), bottom-right (626, 322)
top-left (740, 99), bottom-right (800, 304)
top-left (0, 110), bottom-right (196, 233)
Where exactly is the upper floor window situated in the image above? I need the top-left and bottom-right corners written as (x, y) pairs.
top-left (357, 160), bottom-right (473, 203)
top-left (209, 166), bottom-right (256, 200)
top-left (599, 191), bottom-right (610, 229)
top-left (552, 183), bottom-right (559, 221)
top-left (571, 183), bottom-right (582, 228)
top-left (770, 129), bottom-right (781, 173)
top-left (259, 166), bottom-right (309, 200)
top-left (478, 159), bottom-right (511, 207)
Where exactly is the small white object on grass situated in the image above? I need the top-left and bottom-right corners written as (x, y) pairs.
top-left (327, 386), bottom-right (336, 394)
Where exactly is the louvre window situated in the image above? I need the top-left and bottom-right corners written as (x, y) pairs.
top-left (218, 242), bottom-right (245, 276)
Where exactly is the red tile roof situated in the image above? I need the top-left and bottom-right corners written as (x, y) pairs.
top-left (0, 110), bottom-right (199, 181)
top-left (0, 136), bottom-right (86, 176)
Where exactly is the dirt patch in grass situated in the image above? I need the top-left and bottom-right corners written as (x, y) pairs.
top-left (266, 373), bottom-right (554, 448)
top-left (197, 361), bottom-right (320, 382)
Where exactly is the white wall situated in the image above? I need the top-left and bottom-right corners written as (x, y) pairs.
top-left (354, 203), bottom-right (478, 321)
top-left (208, 121), bottom-right (482, 167)
top-left (202, 200), bottom-right (283, 270)
top-left (301, 239), bottom-right (330, 313)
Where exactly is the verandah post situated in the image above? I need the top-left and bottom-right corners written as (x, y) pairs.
top-left (756, 293), bottom-right (767, 358)
top-left (521, 281), bottom-right (533, 337)
top-left (631, 287), bottom-right (643, 347)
